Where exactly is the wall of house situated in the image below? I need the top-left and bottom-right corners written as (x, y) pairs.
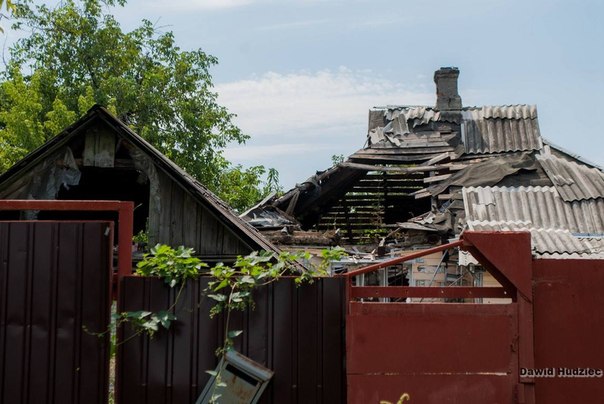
top-left (405, 251), bottom-right (476, 302)
top-left (408, 252), bottom-right (447, 302)
top-left (479, 272), bottom-right (512, 304)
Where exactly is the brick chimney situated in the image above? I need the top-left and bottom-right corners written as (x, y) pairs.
top-left (434, 67), bottom-right (462, 110)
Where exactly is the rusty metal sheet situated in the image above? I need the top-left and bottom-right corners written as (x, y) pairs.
top-left (117, 276), bottom-right (346, 404)
top-left (533, 259), bottom-right (604, 403)
top-left (0, 221), bottom-right (112, 404)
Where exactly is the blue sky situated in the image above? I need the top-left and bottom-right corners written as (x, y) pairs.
top-left (10, 0), bottom-right (604, 188)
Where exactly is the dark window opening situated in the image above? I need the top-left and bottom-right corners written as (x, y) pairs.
top-left (37, 167), bottom-right (150, 243)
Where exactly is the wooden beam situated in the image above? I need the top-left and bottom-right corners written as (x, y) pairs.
top-left (414, 191), bottom-right (431, 199)
top-left (342, 162), bottom-right (455, 173)
top-left (423, 173), bottom-right (452, 183)
top-left (419, 152), bottom-right (452, 167)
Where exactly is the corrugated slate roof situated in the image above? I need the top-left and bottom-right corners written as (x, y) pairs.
top-left (480, 105), bottom-right (537, 119)
top-left (462, 186), bottom-right (604, 235)
top-left (462, 105), bottom-right (542, 154)
top-left (536, 153), bottom-right (604, 202)
top-left (372, 104), bottom-right (543, 154)
top-left (466, 220), bottom-right (603, 256)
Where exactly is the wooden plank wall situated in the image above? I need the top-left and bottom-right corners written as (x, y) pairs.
top-left (149, 170), bottom-right (250, 258)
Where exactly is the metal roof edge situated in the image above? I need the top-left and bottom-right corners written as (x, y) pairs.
top-left (542, 137), bottom-right (603, 171)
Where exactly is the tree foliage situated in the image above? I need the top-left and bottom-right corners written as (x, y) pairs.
top-left (218, 165), bottom-right (281, 212)
top-left (0, 0), bottom-right (277, 210)
top-left (0, 0), bottom-right (15, 32)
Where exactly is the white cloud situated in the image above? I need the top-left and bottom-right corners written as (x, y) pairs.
top-left (145, 0), bottom-right (256, 11)
top-left (216, 68), bottom-right (434, 187)
top-left (224, 143), bottom-right (333, 161)
top-left (143, 0), bottom-right (348, 12)
top-left (216, 67), bottom-right (434, 189)
top-left (257, 19), bottom-right (331, 31)
top-left (216, 68), bottom-right (433, 140)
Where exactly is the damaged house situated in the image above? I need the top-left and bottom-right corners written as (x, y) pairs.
top-left (0, 105), bottom-right (278, 263)
top-left (244, 67), bottom-right (604, 297)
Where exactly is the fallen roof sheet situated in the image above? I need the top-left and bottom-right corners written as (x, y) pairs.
top-left (536, 153), bottom-right (604, 202)
top-left (385, 107), bottom-right (439, 132)
top-left (462, 186), bottom-right (604, 235)
top-left (426, 152), bottom-right (540, 196)
top-left (244, 205), bottom-right (298, 229)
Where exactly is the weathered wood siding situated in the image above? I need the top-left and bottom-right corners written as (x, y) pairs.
top-left (149, 170), bottom-right (251, 258)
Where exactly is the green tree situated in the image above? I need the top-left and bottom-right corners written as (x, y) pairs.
top-left (0, 0), bottom-right (276, 209)
top-left (219, 165), bottom-right (281, 212)
top-left (0, 0), bottom-right (15, 32)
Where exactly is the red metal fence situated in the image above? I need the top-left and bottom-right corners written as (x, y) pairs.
top-left (0, 221), bottom-right (113, 404)
top-left (117, 276), bottom-right (347, 404)
top-left (344, 233), bottom-right (526, 404)
top-left (1, 201), bottom-right (603, 404)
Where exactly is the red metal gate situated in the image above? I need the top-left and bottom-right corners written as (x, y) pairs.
top-left (0, 221), bottom-right (113, 404)
top-left (347, 302), bottom-right (518, 403)
top-left (344, 232), bottom-right (536, 404)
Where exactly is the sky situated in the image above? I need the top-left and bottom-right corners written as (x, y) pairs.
top-left (8, 0), bottom-right (604, 189)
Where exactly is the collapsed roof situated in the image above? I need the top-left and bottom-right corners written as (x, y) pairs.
top-left (244, 67), bottom-right (604, 258)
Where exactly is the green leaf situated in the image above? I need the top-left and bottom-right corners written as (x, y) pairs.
top-left (208, 294), bottom-right (226, 302)
top-left (227, 330), bottom-right (243, 339)
top-left (240, 275), bottom-right (255, 284)
top-left (213, 279), bottom-right (229, 291)
top-left (155, 311), bottom-right (177, 329)
top-left (125, 311), bottom-right (151, 319)
top-left (142, 320), bottom-right (159, 332)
